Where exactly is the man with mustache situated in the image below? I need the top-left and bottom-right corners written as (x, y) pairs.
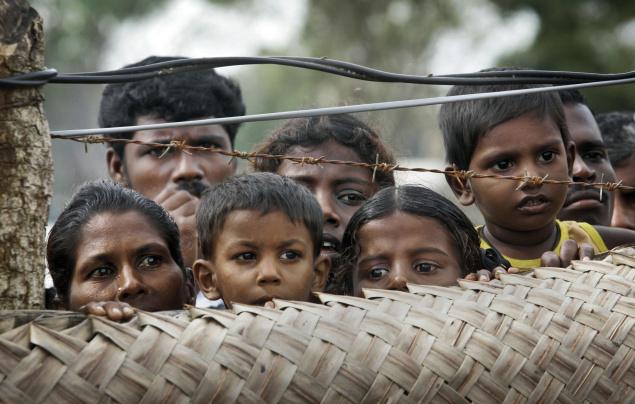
top-left (597, 111), bottom-right (635, 230)
top-left (557, 90), bottom-right (617, 226)
top-left (100, 56), bottom-right (245, 269)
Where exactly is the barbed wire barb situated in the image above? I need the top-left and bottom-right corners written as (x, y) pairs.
top-left (49, 134), bottom-right (635, 192)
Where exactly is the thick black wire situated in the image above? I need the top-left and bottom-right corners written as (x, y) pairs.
top-left (2, 56), bottom-right (635, 88)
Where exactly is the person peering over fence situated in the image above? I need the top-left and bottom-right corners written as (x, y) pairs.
top-left (100, 55), bottom-right (245, 270)
top-left (47, 180), bottom-right (194, 321)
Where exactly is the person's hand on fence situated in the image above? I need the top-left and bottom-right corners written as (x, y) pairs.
top-left (540, 239), bottom-right (594, 268)
top-left (464, 266), bottom-right (520, 282)
top-left (79, 301), bottom-right (136, 322)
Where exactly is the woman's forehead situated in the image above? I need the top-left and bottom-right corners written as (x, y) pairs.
top-left (77, 211), bottom-right (167, 253)
top-left (286, 140), bottom-right (364, 162)
top-left (278, 142), bottom-right (372, 184)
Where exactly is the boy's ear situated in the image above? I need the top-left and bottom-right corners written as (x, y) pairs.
top-left (445, 165), bottom-right (475, 206)
top-left (182, 268), bottom-right (196, 306)
top-left (106, 147), bottom-right (127, 185)
top-left (565, 141), bottom-right (576, 177)
top-left (311, 255), bottom-right (331, 292)
top-left (192, 259), bottom-right (222, 300)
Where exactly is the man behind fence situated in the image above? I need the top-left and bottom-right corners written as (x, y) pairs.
top-left (100, 56), bottom-right (245, 269)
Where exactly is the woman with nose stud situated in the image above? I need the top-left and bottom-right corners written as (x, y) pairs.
top-left (47, 181), bottom-right (194, 321)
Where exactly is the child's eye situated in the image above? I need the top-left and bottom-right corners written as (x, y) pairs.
top-left (338, 190), bottom-right (367, 206)
top-left (538, 150), bottom-right (556, 163)
top-left (413, 262), bottom-right (438, 274)
top-left (139, 255), bottom-right (162, 269)
top-left (235, 252), bottom-right (257, 261)
top-left (492, 159), bottom-right (513, 171)
top-left (88, 266), bottom-right (115, 279)
top-left (368, 267), bottom-right (389, 280)
top-left (280, 250), bottom-right (301, 260)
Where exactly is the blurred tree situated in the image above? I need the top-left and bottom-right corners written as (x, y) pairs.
top-left (33, 0), bottom-right (166, 71)
top-left (239, 0), bottom-right (462, 157)
top-left (491, 0), bottom-right (635, 111)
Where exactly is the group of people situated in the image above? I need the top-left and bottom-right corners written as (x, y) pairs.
top-left (45, 56), bottom-right (635, 321)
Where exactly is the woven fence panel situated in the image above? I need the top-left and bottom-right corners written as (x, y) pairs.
top-left (0, 246), bottom-right (634, 403)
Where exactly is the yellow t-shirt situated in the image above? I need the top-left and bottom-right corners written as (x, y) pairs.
top-left (478, 220), bottom-right (608, 271)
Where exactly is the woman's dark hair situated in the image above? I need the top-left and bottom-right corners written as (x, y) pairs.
top-left (47, 180), bottom-right (184, 303)
top-left (339, 185), bottom-right (481, 289)
top-left (252, 114), bottom-right (396, 188)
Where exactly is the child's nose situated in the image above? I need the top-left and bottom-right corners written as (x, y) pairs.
top-left (386, 266), bottom-right (408, 291)
top-left (256, 259), bottom-right (282, 285)
top-left (315, 190), bottom-right (341, 228)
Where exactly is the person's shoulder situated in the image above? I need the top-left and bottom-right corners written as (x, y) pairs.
top-left (593, 225), bottom-right (635, 249)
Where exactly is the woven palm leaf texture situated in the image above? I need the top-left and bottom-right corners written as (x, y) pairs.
top-left (0, 246), bottom-right (634, 403)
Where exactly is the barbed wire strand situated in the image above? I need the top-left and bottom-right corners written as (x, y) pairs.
top-left (50, 76), bottom-right (635, 137)
top-left (52, 135), bottom-right (634, 192)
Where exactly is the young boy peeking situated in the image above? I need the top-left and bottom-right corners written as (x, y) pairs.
top-left (252, 114), bottom-right (396, 293)
top-left (439, 69), bottom-right (635, 271)
top-left (193, 172), bottom-right (330, 308)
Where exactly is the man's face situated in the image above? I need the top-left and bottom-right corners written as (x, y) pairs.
top-left (108, 116), bottom-right (236, 199)
top-left (558, 104), bottom-right (616, 225)
top-left (612, 156), bottom-right (635, 230)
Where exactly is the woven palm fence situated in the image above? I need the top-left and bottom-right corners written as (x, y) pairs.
top-left (1, 247), bottom-right (634, 403)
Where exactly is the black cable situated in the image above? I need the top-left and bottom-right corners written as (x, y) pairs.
top-left (2, 56), bottom-right (635, 88)
top-left (51, 57), bottom-right (370, 84)
top-left (0, 68), bottom-right (58, 87)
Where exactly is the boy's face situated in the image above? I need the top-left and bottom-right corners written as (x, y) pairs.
top-left (107, 116), bottom-right (236, 200)
top-left (193, 210), bottom-right (329, 307)
top-left (451, 114), bottom-right (573, 232)
top-left (277, 140), bottom-right (378, 260)
top-left (558, 103), bottom-right (616, 225)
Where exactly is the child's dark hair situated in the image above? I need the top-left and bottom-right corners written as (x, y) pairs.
top-left (559, 89), bottom-right (589, 109)
top-left (99, 56), bottom-right (245, 159)
top-left (47, 180), bottom-right (185, 304)
top-left (252, 114), bottom-right (397, 188)
top-left (341, 185), bottom-right (481, 280)
top-left (439, 67), bottom-right (570, 170)
top-left (596, 111), bottom-right (635, 166)
top-left (197, 172), bottom-right (323, 259)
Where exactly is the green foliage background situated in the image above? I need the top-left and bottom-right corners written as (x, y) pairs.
top-left (32, 0), bottom-right (635, 219)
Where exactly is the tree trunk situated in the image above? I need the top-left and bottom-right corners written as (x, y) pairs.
top-left (0, 0), bottom-right (52, 309)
